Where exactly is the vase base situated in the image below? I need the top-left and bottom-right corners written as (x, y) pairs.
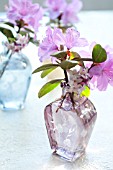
top-left (52, 147), bottom-right (85, 162)
top-left (0, 102), bottom-right (24, 111)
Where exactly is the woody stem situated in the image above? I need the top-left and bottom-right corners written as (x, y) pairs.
top-left (64, 70), bottom-right (68, 83)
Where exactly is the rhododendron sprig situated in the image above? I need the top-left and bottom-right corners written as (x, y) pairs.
top-left (32, 27), bottom-right (112, 98)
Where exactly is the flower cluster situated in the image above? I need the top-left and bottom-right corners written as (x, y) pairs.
top-left (67, 67), bottom-right (90, 93)
top-left (45, 0), bottom-right (82, 27)
top-left (0, 0), bottom-right (43, 54)
top-left (5, 34), bottom-right (29, 52)
top-left (33, 27), bottom-right (113, 98)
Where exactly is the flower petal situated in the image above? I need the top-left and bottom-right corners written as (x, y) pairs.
top-left (97, 73), bottom-right (108, 91)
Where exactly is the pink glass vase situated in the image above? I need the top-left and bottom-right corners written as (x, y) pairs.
top-left (44, 90), bottom-right (97, 162)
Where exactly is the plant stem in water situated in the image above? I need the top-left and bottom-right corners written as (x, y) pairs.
top-left (0, 52), bottom-right (12, 78)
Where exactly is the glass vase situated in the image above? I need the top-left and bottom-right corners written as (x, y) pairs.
top-left (44, 89), bottom-right (97, 162)
top-left (0, 50), bottom-right (32, 111)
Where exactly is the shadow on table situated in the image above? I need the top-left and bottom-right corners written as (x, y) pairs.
top-left (39, 152), bottom-right (101, 170)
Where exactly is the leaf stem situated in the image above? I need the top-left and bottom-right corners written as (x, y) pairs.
top-left (74, 58), bottom-right (93, 62)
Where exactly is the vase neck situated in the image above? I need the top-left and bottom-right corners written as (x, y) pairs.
top-left (62, 86), bottom-right (87, 107)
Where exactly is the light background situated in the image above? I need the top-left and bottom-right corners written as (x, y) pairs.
top-left (0, 0), bottom-right (113, 11)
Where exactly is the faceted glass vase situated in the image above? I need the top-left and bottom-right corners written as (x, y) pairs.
top-left (0, 51), bottom-right (32, 111)
top-left (44, 93), bottom-right (97, 162)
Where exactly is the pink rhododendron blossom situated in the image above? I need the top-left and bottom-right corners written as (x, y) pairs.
top-left (38, 27), bottom-right (88, 62)
top-left (104, 45), bottom-right (113, 57)
top-left (89, 58), bottom-right (113, 91)
top-left (64, 28), bottom-right (88, 49)
top-left (80, 42), bottom-right (113, 90)
top-left (45, 0), bottom-right (66, 20)
top-left (79, 42), bottom-right (96, 58)
top-left (61, 0), bottom-right (83, 25)
top-left (38, 27), bottom-right (59, 62)
top-left (52, 28), bottom-right (65, 47)
top-left (6, 0), bottom-right (43, 31)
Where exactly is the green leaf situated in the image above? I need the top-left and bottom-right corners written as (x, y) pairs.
top-left (0, 27), bottom-right (14, 39)
top-left (32, 64), bottom-right (59, 74)
top-left (70, 51), bottom-right (84, 66)
top-left (51, 51), bottom-right (67, 60)
top-left (59, 60), bottom-right (78, 70)
top-left (29, 38), bottom-right (39, 46)
top-left (92, 44), bottom-right (107, 63)
top-left (4, 22), bottom-right (14, 28)
top-left (19, 31), bottom-right (27, 36)
top-left (81, 86), bottom-right (90, 97)
top-left (8, 37), bottom-right (16, 43)
top-left (38, 79), bottom-right (62, 98)
top-left (69, 52), bottom-right (81, 60)
top-left (24, 27), bottom-right (34, 34)
top-left (41, 67), bottom-right (57, 78)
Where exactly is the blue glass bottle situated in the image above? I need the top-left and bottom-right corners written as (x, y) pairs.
top-left (0, 51), bottom-right (32, 111)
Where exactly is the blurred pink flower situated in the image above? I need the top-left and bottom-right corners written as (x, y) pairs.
top-left (45, 0), bottom-right (66, 20)
top-left (89, 58), bottom-right (113, 91)
top-left (45, 0), bottom-right (82, 25)
top-left (6, 0), bottom-right (43, 31)
top-left (62, 0), bottom-right (83, 25)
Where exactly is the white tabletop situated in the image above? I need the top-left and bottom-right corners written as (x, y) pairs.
top-left (0, 11), bottom-right (113, 170)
